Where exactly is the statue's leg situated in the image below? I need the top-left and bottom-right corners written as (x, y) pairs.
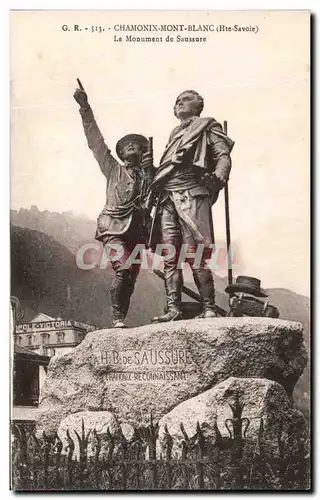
top-left (120, 267), bottom-right (139, 320)
top-left (192, 266), bottom-right (217, 318)
top-left (178, 191), bottom-right (217, 318)
top-left (152, 197), bottom-right (183, 323)
top-left (105, 236), bottom-right (133, 328)
top-left (110, 268), bottom-right (130, 327)
top-left (118, 220), bottom-right (144, 321)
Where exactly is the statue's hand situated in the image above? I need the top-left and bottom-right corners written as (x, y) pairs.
top-left (203, 172), bottom-right (224, 189)
top-left (214, 159), bottom-right (231, 185)
top-left (214, 170), bottom-right (227, 187)
top-left (73, 88), bottom-right (89, 108)
top-left (202, 173), bottom-right (222, 205)
top-left (140, 151), bottom-right (154, 169)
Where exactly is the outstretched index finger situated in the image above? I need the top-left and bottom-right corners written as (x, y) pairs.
top-left (76, 78), bottom-right (84, 90)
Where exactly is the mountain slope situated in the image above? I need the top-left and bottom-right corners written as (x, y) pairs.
top-left (10, 225), bottom-right (165, 328)
top-left (11, 207), bottom-right (96, 254)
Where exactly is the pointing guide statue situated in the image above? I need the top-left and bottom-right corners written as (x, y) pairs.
top-left (73, 79), bottom-right (154, 328)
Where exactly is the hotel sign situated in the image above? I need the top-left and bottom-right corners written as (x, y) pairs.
top-left (16, 320), bottom-right (94, 333)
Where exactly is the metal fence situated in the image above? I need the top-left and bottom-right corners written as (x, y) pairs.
top-left (11, 399), bottom-right (310, 491)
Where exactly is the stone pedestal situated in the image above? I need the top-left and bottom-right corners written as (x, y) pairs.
top-left (36, 318), bottom-right (307, 436)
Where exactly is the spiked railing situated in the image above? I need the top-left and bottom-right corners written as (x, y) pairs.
top-left (11, 400), bottom-right (309, 492)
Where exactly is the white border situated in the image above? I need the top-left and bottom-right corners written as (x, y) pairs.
top-left (1, 1), bottom-right (316, 497)
top-left (3, 0), bottom-right (319, 10)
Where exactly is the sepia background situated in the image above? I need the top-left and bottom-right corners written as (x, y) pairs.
top-left (10, 8), bottom-right (310, 418)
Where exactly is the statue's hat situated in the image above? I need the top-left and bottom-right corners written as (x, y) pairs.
top-left (116, 134), bottom-right (148, 161)
top-left (225, 276), bottom-right (268, 298)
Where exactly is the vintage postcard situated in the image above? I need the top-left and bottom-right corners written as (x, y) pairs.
top-left (10, 10), bottom-right (310, 491)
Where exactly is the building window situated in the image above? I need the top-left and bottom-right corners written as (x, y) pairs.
top-left (14, 336), bottom-right (22, 345)
top-left (41, 333), bottom-right (50, 345)
top-left (27, 335), bottom-right (33, 346)
top-left (56, 332), bottom-right (65, 344)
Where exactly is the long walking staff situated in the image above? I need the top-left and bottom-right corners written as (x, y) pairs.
top-left (148, 136), bottom-right (153, 156)
top-left (223, 120), bottom-right (233, 290)
top-left (144, 136), bottom-right (153, 196)
top-left (144, 136), bottom-right (154, 215)
top-left (146, 136), bottom-right (162, 250)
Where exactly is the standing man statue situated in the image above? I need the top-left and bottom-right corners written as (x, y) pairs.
top-left (74, 83), bottom-right (154, 328)
top-left (148, 90), bottom-right (234, 322)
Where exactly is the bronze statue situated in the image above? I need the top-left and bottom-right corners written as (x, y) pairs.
top-left (74, 81), bottom-right (154, 328)
top-left (147, 90), bottom-right (234, 322)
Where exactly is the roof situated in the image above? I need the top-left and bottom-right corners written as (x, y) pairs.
top-left (14, 344), bottom-right (50, 365)
top-left (31, 313), bottom-right (56, 322)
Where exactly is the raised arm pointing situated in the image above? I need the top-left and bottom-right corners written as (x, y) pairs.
top-left (73, 79), bottom-right (118, 175)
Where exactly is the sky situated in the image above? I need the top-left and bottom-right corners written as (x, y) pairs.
top-left (10, 10), bottom-right (310, 296)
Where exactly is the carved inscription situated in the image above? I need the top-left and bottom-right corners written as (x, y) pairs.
top-left (95, 349), bottom-right (193, 383)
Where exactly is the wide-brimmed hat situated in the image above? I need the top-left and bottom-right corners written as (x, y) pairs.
top-left (116, 134), bottom-right (148, 161)
top-left (225, 276), bottom-right (268, 298)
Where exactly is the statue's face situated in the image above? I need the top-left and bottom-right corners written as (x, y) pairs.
top-left (121, 141), bottom-right (142, 163)
top-left (174, 91), bottom-right (199, 119)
